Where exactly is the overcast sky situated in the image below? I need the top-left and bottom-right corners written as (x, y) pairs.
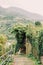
top-left (0, 0), bottom-right (43, 16)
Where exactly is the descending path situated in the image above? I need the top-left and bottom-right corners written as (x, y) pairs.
top-left (12, 55), bottom-right (35, 65)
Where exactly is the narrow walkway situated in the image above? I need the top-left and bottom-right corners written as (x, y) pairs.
top-left (12, 55), bottom-right (35, 65)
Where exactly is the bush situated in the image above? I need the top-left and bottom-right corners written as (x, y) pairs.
top-left (35, 21), bottom-right (41, 26)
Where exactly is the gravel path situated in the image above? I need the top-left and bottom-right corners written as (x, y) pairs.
top-left (12, 55), bottom-right (35, 65)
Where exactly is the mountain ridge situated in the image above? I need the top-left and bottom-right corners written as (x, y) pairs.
top-left (0, 7), bottom-right (43, 21)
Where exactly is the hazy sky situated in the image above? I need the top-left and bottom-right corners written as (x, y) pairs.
top-left (0, 0), bottom-right (43, 16)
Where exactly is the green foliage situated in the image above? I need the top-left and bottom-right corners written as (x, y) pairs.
top-left (35, 21), bottom-right (41, 26)
top-left (38, 30), bottom-right (43, 56)
top-left (26, 24), bottom-right (40, 59)
top-left (0, 34), bottom-right (7, 44)
top-left (0, 34), bottom-right (7, 55)
top-left (27, 54), bottom-right (41, 65)
top-left (11, 23), bottom-right (43, 61)
top-left (11, 24), bottom-right (26, 52)
top-left (0, 44), bottom-right (3, 56)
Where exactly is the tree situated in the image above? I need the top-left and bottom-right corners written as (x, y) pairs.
top-left (0, 34), bottom-right (7, 44)
top-left (0, 34), bottom-right (7, 55)
top-left (26, 24), bottom-right (39, 59)
top-left (38, 30), bottom-right (43, 57)
top-left (11, 24), bottom-right (26, 53)
top-left (35, 21), bottom-right (41, 26)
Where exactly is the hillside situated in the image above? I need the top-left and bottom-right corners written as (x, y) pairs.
top-left (0, 7), bottom-right (43, 40)
top-left (0, 7), bottom-right (43, 21)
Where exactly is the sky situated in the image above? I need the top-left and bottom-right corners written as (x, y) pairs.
top-left (0, 0), bottom-right (43, 16)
